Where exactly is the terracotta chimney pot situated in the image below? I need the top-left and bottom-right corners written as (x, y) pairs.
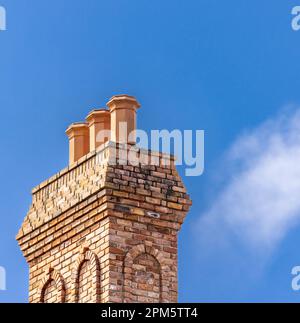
top-left (66, 122), bottom-right (89, 165)
top-left (106, 95), bottom-right (140, 144)
top-left (86, 109), bottom-right (110, 151)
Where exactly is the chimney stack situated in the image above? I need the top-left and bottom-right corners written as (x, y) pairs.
top-left (17, 93), bottom-right (192, 304)
top-left (86, 109), bottom-right (110, 151)
top-left (107, 95), bottom-right (140, 144)
top-left (66, 123), bottom-right (89, 165)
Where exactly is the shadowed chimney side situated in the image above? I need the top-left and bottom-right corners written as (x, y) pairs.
top-left (66, 122), bottom-right (89, 165)
top-left (107, 95), bottom-right (140, 144)
top-left (86, 109), bottom-right (110, 152)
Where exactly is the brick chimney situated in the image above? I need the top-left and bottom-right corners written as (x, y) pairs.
top-left (16, 94), bottom-right (192, 303)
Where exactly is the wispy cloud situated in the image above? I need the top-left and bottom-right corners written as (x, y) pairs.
top-left (197, 107), bottom-right (300, 258)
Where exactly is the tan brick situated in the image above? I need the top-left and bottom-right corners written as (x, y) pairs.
top-left (167, 202), bottom-right (183, 210)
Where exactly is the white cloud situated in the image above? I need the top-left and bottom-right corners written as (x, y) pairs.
top-left (197, 108), bottom-right (300, 256)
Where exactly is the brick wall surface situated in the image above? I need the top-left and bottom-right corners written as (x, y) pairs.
top-left (17, 142), bottom-right (192, 303)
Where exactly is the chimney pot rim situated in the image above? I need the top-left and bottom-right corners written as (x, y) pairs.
top-left (86, 108), bottom-right (110, 122)
top-left (106, 94), bottom-right (141, 110)
top-left (65, 122), bottom-right (89, 136)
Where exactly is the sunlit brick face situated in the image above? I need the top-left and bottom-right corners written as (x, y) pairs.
top-left (42, 280), bottom-right (58, 303)
top-left (77, 260), bottom-right (92, 303)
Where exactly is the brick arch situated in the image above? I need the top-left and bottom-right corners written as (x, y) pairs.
top-left (72, 246), bottom-right (100, 303)
top-left (123, 244), bottom-right (170, 303)
top-left (40, 267), bottom-right (66, 303)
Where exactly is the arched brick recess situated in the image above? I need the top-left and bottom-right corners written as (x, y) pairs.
top-left (73, 247), bottom-right (100, 303)
top-left (123, 244), bottom-right (171, 303)
top-left (40, 267), bottom-right (65, 303)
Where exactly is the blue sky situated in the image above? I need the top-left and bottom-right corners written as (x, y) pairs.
top-left (1, 0), bottom-right (300, 302)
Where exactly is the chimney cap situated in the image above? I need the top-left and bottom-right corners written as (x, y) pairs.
top-left (86, 108), bottom-right (110, 123)
top-left (106, 94), bottom-right (141, 111)
top-left (65, 122), bottom-right (88, 137)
